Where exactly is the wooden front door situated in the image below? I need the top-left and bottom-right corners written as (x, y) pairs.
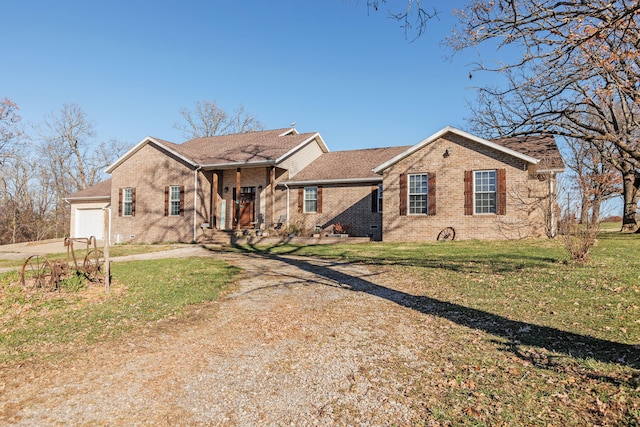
top-left (234, 187), bottom-right (255, 228)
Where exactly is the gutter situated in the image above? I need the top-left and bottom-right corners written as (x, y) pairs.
top-left (200, 160), bottom-right (275, 170)
top-left (279, 177), bottom-right (382, 187)
top-left (64, 196), bottom-right (111, 203)
top-left (534, 168), bottom-right (566, 174)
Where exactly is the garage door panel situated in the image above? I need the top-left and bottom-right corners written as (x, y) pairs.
top-left (75, 208), bottom-right (104, 240)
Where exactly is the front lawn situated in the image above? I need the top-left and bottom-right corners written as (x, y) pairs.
top-left (234, 234), bottom-right (640, 425)
top-left (0, 257), bottom-right (240, 364)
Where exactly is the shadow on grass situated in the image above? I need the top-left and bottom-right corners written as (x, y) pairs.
top-left (221, 244), bottom-right (639, 377)
top-left (227, 241), bottom-right (563, 275)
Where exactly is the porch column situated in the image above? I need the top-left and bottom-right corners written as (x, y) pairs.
top-left (212, 171), bottom-right (219, 229)
top-left (270, 166), bottom-right (276, 227)
top-left (235, 168), bottom-right (241, 231)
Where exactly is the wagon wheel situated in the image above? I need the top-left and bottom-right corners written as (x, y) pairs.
top-left (21, 255), bottom-right (56, 290)
top-left (437, 227), bottom-right (456, 241)
top-left (83, 250), bottom-right (104, 278)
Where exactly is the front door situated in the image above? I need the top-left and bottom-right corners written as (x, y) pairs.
top-left (234, 187), bottom-right (255, 228)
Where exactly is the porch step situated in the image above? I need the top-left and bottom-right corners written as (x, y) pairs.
top-left (197, 229), bottom-right (235, 245)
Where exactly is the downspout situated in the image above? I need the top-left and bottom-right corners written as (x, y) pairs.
top-left (283, 183), bottom-right (290, 226)
top-left (193, 166), bottom-right (202, 242)
top-left (549, 172), bottom-right (556, 237)
top-left (104, 204), bottom-right (111, 245)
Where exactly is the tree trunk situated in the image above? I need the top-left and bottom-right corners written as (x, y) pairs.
top-left (621, 169), bottom-right (640, 232)
top-left (579, 194), bottom-right (590, 224)
top-left (591, 197), bottom-right (601, 226)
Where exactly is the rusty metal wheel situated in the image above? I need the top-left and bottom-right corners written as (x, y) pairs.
top-left (83, 250), bottom-right (104, 278)
top-left (21, 255), bottom-right (56, 290)
top-left (437, 227), bottom-right (456, 241)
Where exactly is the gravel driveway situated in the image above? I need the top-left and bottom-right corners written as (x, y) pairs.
top-left (1, 248), bottom-right (442, 426)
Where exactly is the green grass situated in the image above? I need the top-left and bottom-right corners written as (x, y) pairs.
top-left (2, 237), bottom-right (638, 424)
top-left (0, 257), bottom-right (240, 364)
top-left (234, 236), bottom-right (639, 346)
top-left (233, 234), bottom-right (640, 425)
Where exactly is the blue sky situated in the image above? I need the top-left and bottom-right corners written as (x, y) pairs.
top-left (3, 0), bottom-right (496, 152)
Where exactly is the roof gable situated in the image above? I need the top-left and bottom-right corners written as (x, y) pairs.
top-left (106, 128), bottom-right (328, 173)
top-left (373, 126), bottom-right (543, 174)
top-left (105, 137), bottom-right (197, 173)
top-left (178, 129), bottom-right (328, 167)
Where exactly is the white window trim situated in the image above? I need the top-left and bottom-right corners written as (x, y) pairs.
top-left (408, 173), bottom-right (429, 215)
top-left (123, 187), bottom-right (133, 217)
top-left (377, 183), bottom-right (383, 213)
top-left (169, 185), bottom-right (181, 216)
top-left (474, 170), bottom-right (497, 215)
top-left (304, 186), bottom-right (318, 213)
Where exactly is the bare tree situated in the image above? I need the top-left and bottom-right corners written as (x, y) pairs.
top-left (174, 100), bottom-right (264, 140)
top-left (0, 97), bottom-right (22, 162)
top-left (449, 1), bottom-right (640, 231)
top-left (564, 137), bottom-right (621, 225)
top-left (35, 103), bottom-right (126, 237)
top-left (361, 0), bottom-right (438, 38)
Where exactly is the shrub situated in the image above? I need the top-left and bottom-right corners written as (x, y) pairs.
top-left (562, 222), bottom-right (599, 263)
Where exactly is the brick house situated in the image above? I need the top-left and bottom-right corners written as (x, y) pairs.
top-left (66, 126), bottom-right (564, 243)
top-left (372, 127), bottom-right (564, 241)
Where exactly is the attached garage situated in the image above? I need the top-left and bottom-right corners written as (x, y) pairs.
top-left (74, 208), bottom-right (105, 240)
top-left (65, 179), bottom-right (112, 241)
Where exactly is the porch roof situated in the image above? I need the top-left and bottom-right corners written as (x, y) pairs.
top-left (165, 128), bottom-right (328, 168)
top-left (106, 128), bottom-right (328, 172)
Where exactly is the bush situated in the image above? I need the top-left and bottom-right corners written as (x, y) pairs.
top-left (562, 222), bottom-right (599, 263)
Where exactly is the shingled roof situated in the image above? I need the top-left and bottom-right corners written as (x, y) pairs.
top-left (66, 178), bottom-right (112, 201)
top-left (167, 128), bottom-right (325, 166)
top-left (491, 134), bottom-right (565, 172)
top-left (373, 126), bottom-right (564, 174)
top-left (106, 128), bottom-right (328, 173)
top-left (284, 146), bottom-right (411, 184)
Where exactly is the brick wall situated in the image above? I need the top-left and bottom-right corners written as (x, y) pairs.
top-left (284, 183), bottom-right (382, 239)
top-left (382, 133), bottom-right (552, 241)
top-left (110, 144), bottom-right (210, 243)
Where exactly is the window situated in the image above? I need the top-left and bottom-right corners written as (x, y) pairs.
top-left (169, 185), bottom-right (181, 216)
top-left (400, 173), bottom-right (436, 216)
top-left (123, 187), bottom-right (133, 216)
top-left (304, 186), bottom-right (318, 213)
top-left (475, 170), bottom-right (497, 214)
top-left (377, 183), bottom-right (383, 212)
top-left (165, 185), bottom-right (184, 217)
top-left (408, 174), bottom-right (429, 214)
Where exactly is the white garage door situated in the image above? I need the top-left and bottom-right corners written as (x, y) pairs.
top-left (75, 208), bottom-right (104, 240)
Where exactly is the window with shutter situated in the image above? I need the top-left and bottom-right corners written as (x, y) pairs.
top-left (474, 170), bottom-right (497, 214)
top-left (122, 187), bottom-right (134, 217)
top-left (167, 185), bottom-right (182, 216)
top-left (408, 173), bottom-right (429, 214)
top-left (303, 186), bottom-right (318, 213)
